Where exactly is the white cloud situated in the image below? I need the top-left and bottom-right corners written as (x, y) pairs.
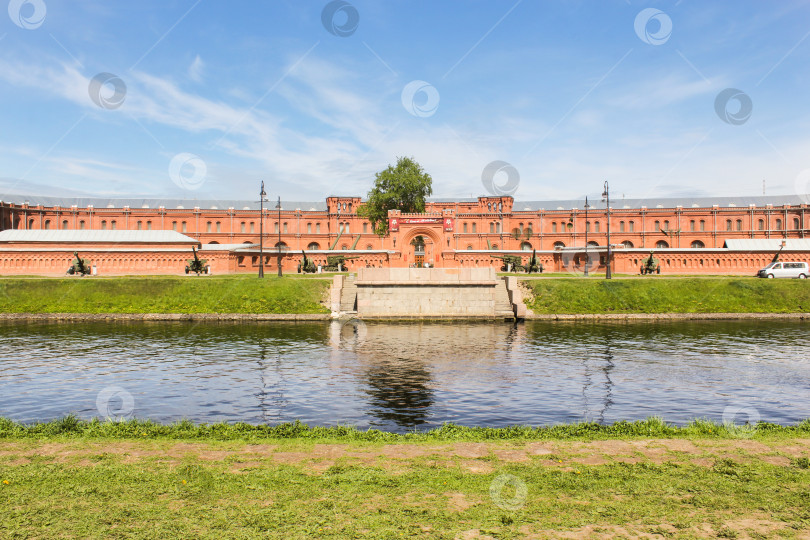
top-left (0, 51), bottom-right (808, 202)
top-left (188, 55), bottom-right (204, 83)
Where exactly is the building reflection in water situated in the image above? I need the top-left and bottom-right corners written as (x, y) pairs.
top-left (329, 320), bottom-right (523, 429)
top-left (255, 341), bottom-right (291, 424)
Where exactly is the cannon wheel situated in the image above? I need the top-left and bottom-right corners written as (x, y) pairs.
top-left (656, 267), bottom-right (661, 274)
top-left (185, 266), bottom-right (190, 274)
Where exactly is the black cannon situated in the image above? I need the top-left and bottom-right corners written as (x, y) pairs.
top-left (185, 246), bottom-right (209, 275)
top-left (526, 249), bottom-right (543, 274)
top-left (67, 251), bottom-right (91, 275)
top-left (491, 253), bottom-right (525, 272)
top-left (640, 250), bottom-right (661, 275)
top-left (324, 254), bottom-right (360, 272)
top-left (298, 250), bottom-right (317, 273)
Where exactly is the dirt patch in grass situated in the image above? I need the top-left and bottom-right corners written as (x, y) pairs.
top-left (444, 491), bottom-right (481, 512)
top-left (3, 438), bottom-right (809, 473)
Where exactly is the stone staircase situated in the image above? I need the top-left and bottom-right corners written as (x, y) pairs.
top-left (494, 279), bottom-right (516, 318)
top-left (339, 273), bottom-right (358, 313)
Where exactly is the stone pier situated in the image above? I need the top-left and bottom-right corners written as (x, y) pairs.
top-left (347, 267), bottom-right (516, 319)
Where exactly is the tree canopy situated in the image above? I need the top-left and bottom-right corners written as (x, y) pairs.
top-left (359, 157), bottom-right (433, 236)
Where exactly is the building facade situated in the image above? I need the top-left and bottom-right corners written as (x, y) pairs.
top-left (1, 194), bottom-right (808, 276)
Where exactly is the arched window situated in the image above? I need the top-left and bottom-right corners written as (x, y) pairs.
top-left (283, 222), bottom-right (288, 233)
top-left (491, 244), bottom-right (498, 250)
top-left (27, 219), bottom-right (34, 229)
top-left (663, 220), bottom-right (669, 230)
top-left (736, 219), bottom-right (742, 231)
top-left (691, 240), bottom-right (705, 248)
top-left (594, 221), bottom-right (600, 233)
top-left (700, 220), bottom-right (705, 231)
top-left (171, 221), bottom-right (176, 231)
top-left (758, 219), bottom-right (764, 231)
top-left (619, 221), bottom-right (625, 233)
top-left (79, 220), bottom-right (85, 230)
top-left (690, 220), bottom-right (695, 231)
top-left (463, 222), bottom-right (468, 233)
top-left (137, 221), bottom-right (143, 230)
top-left (307, 242), bottom-right (320, 250)
top-left (553, 241), bottom-right (565, 249)
top-left (275, 242), bottom-right (288, 251)
top-left (147, 221), bottom-right (152, 231)
top-left (520, 242), bottom-right (532, 251)
top-left (726, 219), bottom-right (732, 231)
top-left (180, 221), bottom-right (186, 232)
top-left (472, 223), bottom-right (477, 233)
top-left (466, 245), bottom-right (473, 250)
top-left (552, 222), bottom-right (558, 233)
top-left (656, 240), bottom-right (669, 248)
top-left (654, 220), bottom-right (660, 231)
top-left (629, 221), bottom-right (635, 232)
top-left (587, 241), bottom-right (599, 247)
top-left (216, 221), bottom-right (221, 233)
top-left (776, 219), bottom-right (783, 230)
top-left (101, 220), bottom-right (107, 230)
top-left (490, 222), bottom-right (495, 233)
top-left (794, 218), bottom-right (800, 230)
top-left (622, 240), bottom-right (634, 248)
top-left (365, 244), bottom-right (373, 250)
top-left (44, 219), bottom-right (50, 229)
top-left (62, 220), bottom-right (68, 230)
top-left (241, 222), bottom-right (246, 233)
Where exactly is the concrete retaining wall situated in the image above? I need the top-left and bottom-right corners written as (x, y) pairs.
top-left (355, 267), bottom-right (504, 317)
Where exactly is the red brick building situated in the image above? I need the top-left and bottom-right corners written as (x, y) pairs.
top-left (1, 194), bottom-right (808, 276)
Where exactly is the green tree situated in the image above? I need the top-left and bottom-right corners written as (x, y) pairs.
top-left (359, 157), bottom-right (433, 236)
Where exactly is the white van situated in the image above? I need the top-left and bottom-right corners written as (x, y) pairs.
top-left (757, 261), bottom-right (808, 279)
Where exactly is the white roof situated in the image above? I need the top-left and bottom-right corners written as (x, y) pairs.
top-left (199, 243), bottom-right (257, 251)
top-left (723, 239), bottom-right (810, 250)
top-left (0, 229), bottom-right (198, 244)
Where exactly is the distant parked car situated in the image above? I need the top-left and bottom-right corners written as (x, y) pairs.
top-left (757, 261), bottom-right (808, 279)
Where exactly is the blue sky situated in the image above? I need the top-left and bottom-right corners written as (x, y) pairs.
top-left (1, 0), bottom-right (809, 202)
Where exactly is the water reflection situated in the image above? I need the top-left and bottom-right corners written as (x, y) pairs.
top-left (0, 319), bottom-right (808, 432)
top-left (363, 358), bottom-right (433, 427)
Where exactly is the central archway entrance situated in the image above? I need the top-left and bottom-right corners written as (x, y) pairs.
top-left (400, 227), bottom-right (442, 268)
top-left (411, 235), bottom-right (426, 267)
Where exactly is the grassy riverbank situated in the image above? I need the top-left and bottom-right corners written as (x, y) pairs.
top-left (2, 418), bottom-right (809, 538)
top-left (0, 276), bottom-right (330, 314)
top-left (524, 277), bottom-right (810, 314)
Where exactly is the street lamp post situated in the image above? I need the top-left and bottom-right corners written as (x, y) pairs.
top-left (601, 181), bottom-right (612, 280)
top-left (584, 196), bottom-right (590, 277)
top-left (258, 182), bottom-right (266, 278)
top-left (276, 196), bottom-right (282, 277)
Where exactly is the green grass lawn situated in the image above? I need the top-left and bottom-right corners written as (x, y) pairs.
top-left (523, 277), bottom-right (810, 314)
top-left (2, 418), bottom-right (809, 538)
top-left (0, 275), bottom-right (331, 314)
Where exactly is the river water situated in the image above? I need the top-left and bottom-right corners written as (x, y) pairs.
top-left (0, 320), bottom-right (807, 432)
